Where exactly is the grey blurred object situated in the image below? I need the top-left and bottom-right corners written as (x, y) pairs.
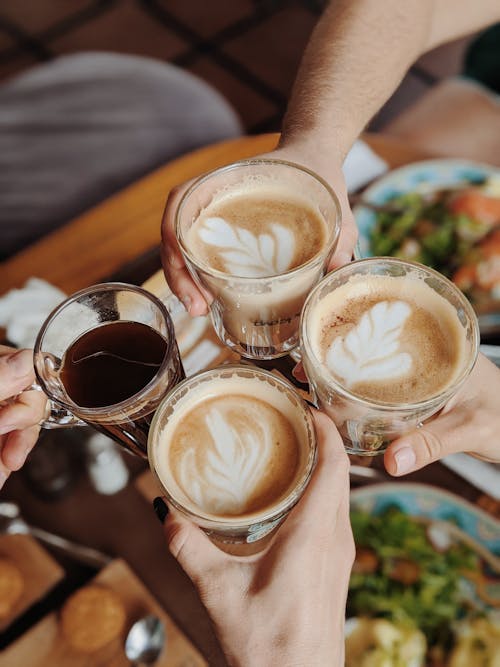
top-left (85, 432), bottom-right (130, 495)
top-left (349, 465), bottom-right (388, 484)
top-left (0, 52), bottom-right (242, 259)
top-left (125, 615), bottom-right (166, 666)
top-left (21, 429), bottom-right (81, 500)
top-left (480, 343), bottom-right (500, 367)
top-left (0, 502), bottom-right (111, 568)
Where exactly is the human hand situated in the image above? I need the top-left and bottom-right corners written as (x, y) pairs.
top-left (384, 353), bottom-right (500, 475)
top-left (0, 347), bottom-right (47, 489)
top-left (155, 411), bottom-right (354, 667)
top-left (161, 145), bottom-right (356, 317)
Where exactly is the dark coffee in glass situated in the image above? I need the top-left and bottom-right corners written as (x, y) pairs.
top-left (34, 284), bottom-right (185, 458)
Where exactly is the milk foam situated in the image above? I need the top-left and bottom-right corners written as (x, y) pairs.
top-left (153, 375), bottom-right (308, 519)
top-left (309, 274), bottom-right (469, 402)
top-left (185, 187), bottom-right (327, 278)
top-left (198, 217), bottom-right (295, 278)
top-left (177, 402), bottom-right (276, 515)
top-left (326, 300), bottom-right (412, 387)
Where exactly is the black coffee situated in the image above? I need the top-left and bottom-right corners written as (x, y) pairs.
top-left (61, 321), bottom-right (167, 408)
top-left (60, 321), bottom-right (184, 457)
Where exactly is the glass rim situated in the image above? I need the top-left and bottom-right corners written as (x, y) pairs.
top-left (148, 363), bottom-right (317, 529)
top-left (300, 257), bottom-right (480, 411)
top-left (175, 157), bottom-right (342, 282)
top-left (33, 282), bottom-right (176, 417)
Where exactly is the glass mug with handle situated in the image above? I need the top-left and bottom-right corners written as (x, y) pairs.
top-left (33, 283), bottom-right (185, 458)
top-left (175, 158), bottom-right (341, 360)
top-left (300, 258), bottom-right (479, 455)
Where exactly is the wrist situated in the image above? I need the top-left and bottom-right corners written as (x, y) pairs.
top-left (222, 621), bottom-right (345, 667)
top-left (272, 139), bottom-right (346, 190)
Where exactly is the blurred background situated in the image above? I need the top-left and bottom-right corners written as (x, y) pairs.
top-left (0, 0), bottom-right (477, 134)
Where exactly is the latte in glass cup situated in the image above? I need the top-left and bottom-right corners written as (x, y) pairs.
top-left (148, 365), bottom-right (317, 545)
top-left (300, 258), bottom-right (479, 455)
top-left (186, 186), bottom-right (327, 278)
top-left (310, 274), bottom-right (469, 403)
top-left (176, 159), bottom-right (340, 360)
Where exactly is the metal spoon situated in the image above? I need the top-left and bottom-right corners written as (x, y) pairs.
top-left (0, 502), bottom-right (111, 569)
top-left (125, 615), bottom-right (166, 666)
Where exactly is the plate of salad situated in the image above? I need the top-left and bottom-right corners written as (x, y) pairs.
top-left (353, 159), bottom-right (500, 336)
top-left (347, 483), bottom-right (500, 666)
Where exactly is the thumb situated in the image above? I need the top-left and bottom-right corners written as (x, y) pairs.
top-left (384, 406), bottom-right (497, 476)
top-left (155, 498), bottom-right (226, 583)
top-left (0, 349), bottom-right (34, 402)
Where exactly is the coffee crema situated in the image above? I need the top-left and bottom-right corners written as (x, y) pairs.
top-left (185, 188), bottom-right (327, 278)
top-left (309, 274), bottom-right (468, 403)
top-left (153, 376), bottom-right (309, 519)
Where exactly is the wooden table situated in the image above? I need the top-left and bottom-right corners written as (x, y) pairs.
top-left (1, 133), bottom-right (496, 665)
top-left (1, 133), bottom-right (426, 294)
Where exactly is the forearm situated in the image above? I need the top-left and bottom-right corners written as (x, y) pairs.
top-left (281, 0), bottom-right (500, 165)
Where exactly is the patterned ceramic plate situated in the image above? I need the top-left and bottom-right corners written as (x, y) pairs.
top-left (353, 159), bottom-right (500, 335)
top-left (350, 482), bottom-right (500, 611)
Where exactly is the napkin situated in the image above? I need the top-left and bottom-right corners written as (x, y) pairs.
top-left (441, 454), bottom-right (500, 501)
top-left (343, 140), bottom-right (388, 193)
top-left (0, 278), bottom-right (66, 348)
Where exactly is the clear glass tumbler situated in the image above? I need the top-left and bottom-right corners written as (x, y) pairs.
top-left (176, 159), bottom-right (341, 360)
top-left (300, 258), bottom-right (479, 455)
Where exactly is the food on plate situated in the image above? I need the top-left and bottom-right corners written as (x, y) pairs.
top-left (345, 617), bottom-right (426, 667)
top-left (60, 584), bottom-right (126, 652)
top-left (448, 615), bottom-right (500, 667)
top-left (347, 507), bottom-right (496, 665)
top-left (0, 557), bottom-right (24, 617)
top-left (369, 176), bottom-right (500, 310)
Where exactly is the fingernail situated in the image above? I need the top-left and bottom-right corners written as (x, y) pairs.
top-left (180, 296), bottom-right (192, 314)
top-left (0, 472), bottom-right (7, 489)
top-left (6, 349), bottom-right (32, 377)
top-left (153, 497), bottom-right (168, 524)
top-left (394, 445), bottom-right (416, 475)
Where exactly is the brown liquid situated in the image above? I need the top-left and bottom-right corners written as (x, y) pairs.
top-left (188, 189), bottom-right (327, 275)
top-left (168, 394), bottom-right (300, 517)
top-left (60, 321), bottom-right (184, 455)
top-left (61, 321), bottom-right (167, 407)
top-left (313, 276), bottom-right (467, 402)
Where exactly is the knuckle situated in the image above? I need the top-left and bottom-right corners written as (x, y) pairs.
top-left (164, 520), bottom-right (189, 561)
top-left (414, 428), bottom-right (444, 463)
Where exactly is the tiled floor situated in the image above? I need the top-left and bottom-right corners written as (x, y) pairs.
top-left (0, 0), bottom-right (475, 133)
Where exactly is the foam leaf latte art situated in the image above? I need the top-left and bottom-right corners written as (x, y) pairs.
top-left (326, 301), bottom-right (413, 388)
top-left (177, 405), bottom-right (273, 515)
top-left (198, 217), bottom-right (295, 277)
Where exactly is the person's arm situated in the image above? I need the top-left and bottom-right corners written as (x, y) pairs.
top-left (162, 0), bottom-right (500, 314)
top-left (0, 346), bottom-right (47, 489)
top-left (155, 411), bottom-right (354, 667)
top-left (281, 0), bottom-right (500, 166)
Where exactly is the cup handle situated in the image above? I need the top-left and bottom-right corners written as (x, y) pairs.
top-left (40, 398), bottom-right (87, 429)
top-left (1, 384), bottom-right (87, 429)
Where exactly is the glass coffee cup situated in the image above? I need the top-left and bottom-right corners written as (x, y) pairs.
top-left (300, 258), bottom-right (479, 455)
top-left (148, 364), bottom-right (317, 546)
top-left (34, 283), bottom-right (185, 458)
top-left (175, 159), bottom-right (341, 360)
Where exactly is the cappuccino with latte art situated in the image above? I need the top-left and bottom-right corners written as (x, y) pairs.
top-left (186, 189), bottom-right (327, 279)
top-left (148, 365), bottom-right (316, 543)
top-left (309, 274), bottom-right (468, 404)
top-left (301, 258), bottom-right (479, 455)
top-left (176, 159), bottom-right (341, 359)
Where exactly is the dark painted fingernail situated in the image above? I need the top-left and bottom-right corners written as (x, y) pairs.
top-left (153, 496), bottom-right (168, 524)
